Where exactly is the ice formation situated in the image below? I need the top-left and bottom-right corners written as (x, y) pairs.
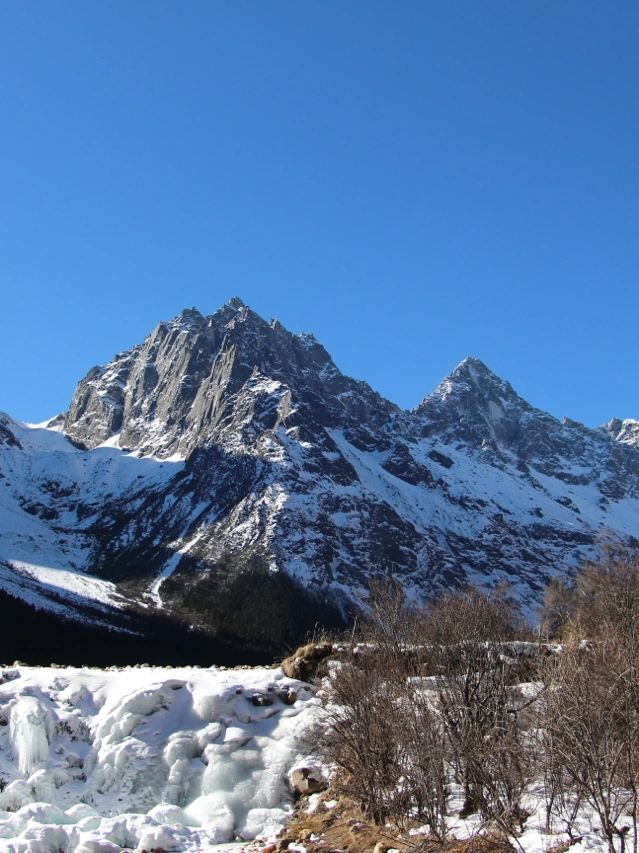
top-left (0, 665), bottom-right (321, 851)
top-left (9, 697), bottom-right (51, 777)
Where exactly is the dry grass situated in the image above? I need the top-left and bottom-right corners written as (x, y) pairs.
top-left (275, 790), bottom-right (520, 853)
top-left (278, 790), bottom-right (407, 853)
top-left (443, 835), bottom-right (515, 852)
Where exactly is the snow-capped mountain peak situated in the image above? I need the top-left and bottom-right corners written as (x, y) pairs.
top-left (2, 301), bottom-right (639, 652)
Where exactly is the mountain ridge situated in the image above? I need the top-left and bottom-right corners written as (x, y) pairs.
top-left (1, 299), bottom-right (638, 656)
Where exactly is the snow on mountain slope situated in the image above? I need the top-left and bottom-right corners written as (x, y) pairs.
top-left (0, 663), bottom-right (320, 850)
top-left (3, 300), bottom-right (639, 645)
top-left (0, 413), bottom-right (184, 624)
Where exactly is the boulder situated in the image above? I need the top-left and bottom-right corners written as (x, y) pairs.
top-left (281, 642), bottom-right (334, 681)
top-left (289, 766), bottom-right (327, 796)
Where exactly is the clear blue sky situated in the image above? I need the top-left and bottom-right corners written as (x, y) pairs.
top-left (1, 1), bottom-right (637, 426)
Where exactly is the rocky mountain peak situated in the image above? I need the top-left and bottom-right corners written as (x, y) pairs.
top-left (227, 295), bottom-right (247, 309)
top-left (603, 418), bottom-right (639, 448)
top-left (441, 356), bottom-right (520, 400)
top-left (62, 300), bottom-right (397, 456)
top-left (5, 301), bottom-right (639, 654)
top-left (414, 357), bottom-right (530, 451)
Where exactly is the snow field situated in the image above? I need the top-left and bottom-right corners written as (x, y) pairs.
top-left (0, 665), bottom-right (321, 851)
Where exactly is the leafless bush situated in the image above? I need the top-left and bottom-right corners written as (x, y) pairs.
top-left (396, 688), bottom-right (449, 838)
top-left (321, 584), bottom-right (535, 843)
top-left (360, 578), bottom-right (423, 679)
top-left (573, 549), bottom-right (639, 647)
top-left (540, 639), bottom-right (639, 853)
top-left (540, 578), bottom-right (575, 639)
top-left (435, 644), bottom-right (535, 832)
top-left (321, 654), bottom-right (450, 834)
top-left (539, 551), bottom-right (639, 852)
top-left (321, 658), bottom-right (405, 823)
top-left (412, 588), bottom-right (536, 835)
top-left (320, 561), bottom-right (639, 850)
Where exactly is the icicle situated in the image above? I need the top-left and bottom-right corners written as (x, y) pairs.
top-left (10, 696), bottom-right (50, 775)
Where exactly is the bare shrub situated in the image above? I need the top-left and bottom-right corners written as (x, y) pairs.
top-left (540, 578), bottom-right (575, 639)
top-left (423, 586), bottom-right (521, 648)
top-left (318, 560), bottom-right (639, 851)
top-left (398, 688), bottom-right (448, 839)
top-left (539, 551), bottom-right (639, 852)
top-left (435, 640), bottom-right (535, 834)
top-left (321, 657), bottom-right (405, 824)
top-left (321, 652), bottom-right (450, 835)
top-left (415, 588), bottom-right (536, 834)
top-left (360, 578), bottom-right (423, 679)
top-left (321, 584), bottom-right (534, 843)
top-left (572, 549), bottom-right (639, 647)
top-left (540, 639), bottom-right (639, 852)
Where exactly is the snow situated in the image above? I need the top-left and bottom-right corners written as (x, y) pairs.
top-left (148, 529), bottom-right (206, 605)
top-left (4, 561), bottom-right (122, 609)
top-left (0, 665), bottom-right (320, 851)
top-left (0, 657), bottom-right (630, 853)
top-left (0, 415), bottom-right (184, 620)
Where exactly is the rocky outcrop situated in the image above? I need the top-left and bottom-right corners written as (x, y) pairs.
top-left (281, 643), bottom-right (334, 682)
top-left (602, 418), bottom-right (639, 449)
top-left (288, 766), bottom-right (328, 797)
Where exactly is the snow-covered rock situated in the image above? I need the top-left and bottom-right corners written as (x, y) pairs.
top-left (602, 416), bottom-right (639, 448)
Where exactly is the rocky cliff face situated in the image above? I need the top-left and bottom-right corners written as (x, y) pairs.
top-left (2, 299), bottom-right (639, 651)
top-left (64, 299), bottom-right (395, 457)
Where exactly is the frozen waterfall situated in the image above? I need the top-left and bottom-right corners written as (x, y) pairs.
top-left (9, 696), bottom-right (51, 776)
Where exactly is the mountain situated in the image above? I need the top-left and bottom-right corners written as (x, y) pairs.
top-left (2, 298), bottom-right (639, 658)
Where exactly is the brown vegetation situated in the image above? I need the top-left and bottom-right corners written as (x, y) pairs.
top-left (538, 551), bottom-right (639, 853)
top-left (281, 642), bottom-right (335, 681)
top-left (305, 554), bottom-right (639, 852)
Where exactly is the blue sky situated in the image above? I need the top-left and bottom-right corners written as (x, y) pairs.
top-left (1, 1), bottom-right (637, 426)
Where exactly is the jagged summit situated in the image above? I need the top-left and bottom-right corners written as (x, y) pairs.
top-left (455, 356), bottom-right (515, 386)
top-left (227, 295), bottom-right (248, 310)
top-left (412, 356), bottom-right (522, 419)
top-left (412, 355), bottom-right (536, 453)
top-left (432, 356), bottom-right (520, 400)
top-left (62, 300), bottom-right (395, 456)
top-left (454, 355), bottom-right (495, 374)
top-left (63, 300), bottom-right (624, 462)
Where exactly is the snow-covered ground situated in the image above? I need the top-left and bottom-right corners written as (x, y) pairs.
top-left (0, 664), bottom-right (320, 852)
top-left (0, 660), bottom-right (630, 853)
